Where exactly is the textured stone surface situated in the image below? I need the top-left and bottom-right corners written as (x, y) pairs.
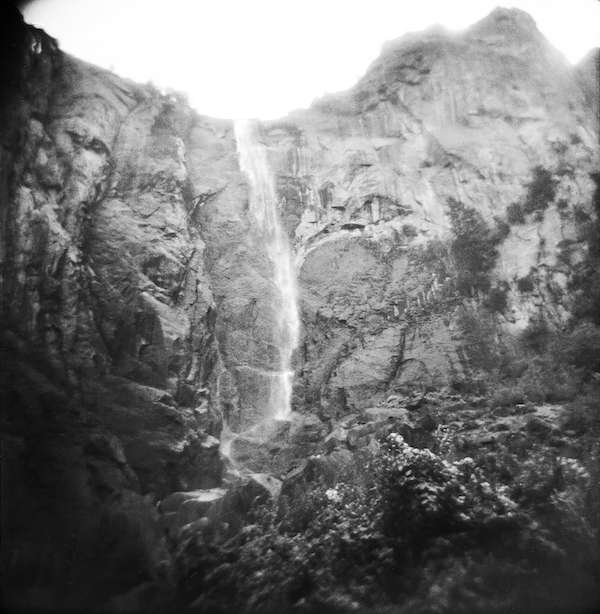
top-left (0, 8), bottom-right (230, 609)
top-left (259, 8), bottom-right (598, 412)
top-left (1, 5), bottom-right (598, 610)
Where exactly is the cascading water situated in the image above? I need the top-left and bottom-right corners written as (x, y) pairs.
top-left (234, 119), bottom-right (301, 422)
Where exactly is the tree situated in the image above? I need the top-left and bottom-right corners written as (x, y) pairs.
top-left (447, 198), bottom-right (499, 296)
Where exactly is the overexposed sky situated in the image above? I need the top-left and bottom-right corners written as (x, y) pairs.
top-left (22, 0), bottom-right (600, 120)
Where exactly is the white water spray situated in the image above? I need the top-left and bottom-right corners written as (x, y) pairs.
top-left (234, 120), bottom-right (300, 421)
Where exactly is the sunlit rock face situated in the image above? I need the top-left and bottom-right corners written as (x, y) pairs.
top-left (262, 7), bottom-right (599, 414)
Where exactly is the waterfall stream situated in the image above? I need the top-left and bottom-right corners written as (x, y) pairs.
top-left (234, 120), bottom-right (300, 422)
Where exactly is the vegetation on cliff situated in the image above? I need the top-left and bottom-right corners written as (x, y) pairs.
top-left (171, 419), bottom-right (599, 614)
top-left (167, 221), bottom-right (600, 612)
top-left (2, 5), bottom-right (599, 613)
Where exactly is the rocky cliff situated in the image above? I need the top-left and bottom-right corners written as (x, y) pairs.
top-left (260, 7), bottom-right (599, 415)
top-left (1, 7), bottom-right (236, 608)
top-left (1, 4), bottom-right (598, 610)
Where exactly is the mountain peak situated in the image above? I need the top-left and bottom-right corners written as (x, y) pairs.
top-left (466, 6), bottom-right (542, 44)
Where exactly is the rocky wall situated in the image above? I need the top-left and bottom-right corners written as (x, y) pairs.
top-left (261, 8), bottom-right (599, 414)
top-left (0, 8), bottom-right (234, 608)
top-left (1, 5), bottom-right (598, 608)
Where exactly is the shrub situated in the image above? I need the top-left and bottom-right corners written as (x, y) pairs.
top-left (574, 205), bottom-right (592, 224)
top-left (571, 267), bottom-right (600, 324)
top-left (522, 166), bottom-right (558, 215)
top-left (493, 216), bottom-right (511, 240)
top-left (447, 198), bottom-right (500, 296)
top-left (402, 224), bottom-right (418, 238)
top-left (552, 320), bottom-right (600, 373)
top-left (569, 184), bottom-right (600, 322)
top-left (516, 274), bottom-right (535, 292)
top-left (516, 358), bottom-right (580, 403)
top-left (570, 133), bottom-right (582, 145)
top-left (556, 198), bottom-right (569, 211)
top-left (457, 308), bottom-right (502, 373)
top-left (506, 202), bottom-right (526, 224)
top-left (484, 283), bottom-right (509, 313)
top-left (489, 386), bottom-right (525, 408)
top-left (450, 370), bottom-right (491, 396)
top-left (171, 431), bottom-right (600, 614)
top-left (553, 140), bottom-right (568, 156)
top-left (520, 315), bottom-right (550, 353)
top-left (562, 395), bottom-right (600, 434)
top-left (377, 434), bottom-right (520, 544)
top-left (416, 239), bottom-right (451, 279)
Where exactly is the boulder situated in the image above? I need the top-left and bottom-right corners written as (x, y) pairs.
top-left (176, 493), bottom-right (225, 527)
top-left (324, 426), bottom-right (348, 452)
top-left (178, 517), bottom-right (210, 541)
top-left (347, 423), bottom-right (378, 449)
top-left (406, 395), bottom-right (426, 411)
top-left (417, 413), bottom-right (438, 432)
top-left (361, 407), bottom-right (410, 423)
top-left (158, 488), bottom-right (227, 514)
top-left (525, 416), bottom-right (557, 436)
top-left (244, 473), bottom-right (283, 504)
top-left (206, 474), bottom-right (282, 536)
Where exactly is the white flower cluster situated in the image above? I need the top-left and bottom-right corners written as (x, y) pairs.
top-left (559, 457), bottom-right (591, 482)
top-left (325, 488), bottom-right (342, 503)
top-left (383, 432), bottom-right (519, 518)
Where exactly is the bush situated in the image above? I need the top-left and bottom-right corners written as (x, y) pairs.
top-left (562, 395), bottom-right (600, 434)
top-left (493, 216), bottom-right (511, 240)
top-left (516, 358), bottom-right (580, 403)
top-left (516, 275), bottom-right (535, 292)
top-left (484, 283), bottom-right (509, 313)
top-left (402, 224), bottom-right (418, 238)
top-left (507, 202), bottom-right (526, 224)
top-left (522, 166), bottom-right (558, 215)
top-left (447, 198), bottom-right (500, 296)
top-left (552, 320), bottom-right (600, 373)
top-left (489, 386), bottom-right (526, 408)
top-left (416, 239), bottom-right (451, 279)
top-left (520, 316), bottom-right (550, 353)
top-left (457, 308), bottom-right (502, 373)
top-left (171, 432), bottom-right (600, 614)
top-left (377, 434), bottom-right (520, 543)
top-left (570, 133), bottom-right (582, 145)
top-left (574, 205), bottom-right (592, 224)
top-left (450, 370), bottom-right (491, 396)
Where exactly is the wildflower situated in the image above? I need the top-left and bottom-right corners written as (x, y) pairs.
top-left (325, 488), bottom-right (342, 503)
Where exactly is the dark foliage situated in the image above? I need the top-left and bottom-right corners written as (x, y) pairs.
top-left (507, 202), bottom-right (526, 224)
top-left (522, 166), bottom-right (558, 215)
top-left (516, 274), bottom-right (535, 293)
top-left (447, 198), bottom-right (500, 297)
top-left (484, 283), bottom-right (510, 313)
top-left (569, 173), bottom-right (600, 324)
top-left (456, 307), bottom-right (502, 372)
top-left (506, 167), bottom-right (559, 225)
top-left (169, 428), bottom-right (600, 614)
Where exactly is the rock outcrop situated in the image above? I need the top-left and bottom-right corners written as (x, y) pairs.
top-left (259, 7), bottom-right (599, 414)
top-left (1, 4), bottom-right (598, 610)
top-left (1, 7), bottom-right (236, 608)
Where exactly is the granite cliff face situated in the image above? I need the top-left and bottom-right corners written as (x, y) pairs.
top-left (0, 10), bottom-right (238, 607)
top-left (1, 5), bottom-right (598, 609)
top-left (259, 7), bottom-right (599, 415)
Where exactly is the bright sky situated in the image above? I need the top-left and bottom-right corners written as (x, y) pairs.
top-left (22, 0), bottom-right (600, 120)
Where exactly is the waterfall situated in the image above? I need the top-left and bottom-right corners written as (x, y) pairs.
top-left (234, 120), bottom-right (300, 421)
